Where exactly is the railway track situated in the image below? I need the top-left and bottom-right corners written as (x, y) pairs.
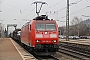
top-left (22, 43), bottom-right (59, 60)
top-left (12, 38), bottom-right (59, 60)
top-left (33, 55), bottom-right (60, 60)
top-left (59, 42), bottom-right (90, 60)
top-left (60, 42), bottom-right (90, 55)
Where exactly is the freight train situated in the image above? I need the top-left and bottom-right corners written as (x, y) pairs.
top-left (10, 29), bottom-right (21, 40)
top-left (12, 15), bottom-right (59, 55)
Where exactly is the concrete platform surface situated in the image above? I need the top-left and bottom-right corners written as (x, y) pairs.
top-left (0, 38), bottom-right (23, 60)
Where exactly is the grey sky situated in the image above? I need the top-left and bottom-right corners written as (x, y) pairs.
top-left (0, 0), bottom-right (90, 33)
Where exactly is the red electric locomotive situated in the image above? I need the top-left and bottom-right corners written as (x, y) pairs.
top-left (20, 15), bottom-right (59, 55)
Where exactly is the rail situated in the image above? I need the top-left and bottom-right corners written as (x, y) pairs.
top-left (59, 42), bottom-right (90, 60)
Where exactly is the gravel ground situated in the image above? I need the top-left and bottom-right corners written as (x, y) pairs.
top-left (54, 52), bottom-right (78, 60)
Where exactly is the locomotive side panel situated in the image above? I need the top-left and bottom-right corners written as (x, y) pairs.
top-left (28, 21), bottom-right (36, 47)
top-left (21, 24), bottom-right (29, 46)
top-left (21, 21), bottom-right (36, 47)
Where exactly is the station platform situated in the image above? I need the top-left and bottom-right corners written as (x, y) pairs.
top-left (0, 38), bottom-right (22, 60)
top-left (0, 38), bottom-right (36, 60)
top-left (60, 39), bottom-right (90, 46)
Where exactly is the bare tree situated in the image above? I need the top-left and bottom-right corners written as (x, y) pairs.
top-left (70, 16), bottom-right (83, 36)
top-left (59, 16), bottom-right (89, 36)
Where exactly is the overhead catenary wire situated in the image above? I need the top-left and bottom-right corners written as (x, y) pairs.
top-left (4, 3), bottom-right (21, 10)
top-left (73, 0), bottom-right (83, 4)
top-left (46, 0), bottom-right (65, 9)
top-left (44, 0), bottom-right (65, 15)
top-left (2, 2), bottom-right (35, 21)
top-left (47, 0), bottom-right (84, 16)
top-left (46, 0), bottom-right (85, 21)
top-left (24, 7), bottom-right (35, 19)
top-left (58, 6), bottom-right (90, 20)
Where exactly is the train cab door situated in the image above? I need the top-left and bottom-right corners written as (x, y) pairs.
top-left (28, 24), bottom-right (31, 47)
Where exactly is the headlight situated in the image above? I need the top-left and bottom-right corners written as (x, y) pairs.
top-left (36, 40), bottom-right (41, 42)
top-left (52, 40), bottom-right (57, 42)
top-left (50, 34), bottom-right (57, 38)
top-left (36, 34), bottom-right (43, 38)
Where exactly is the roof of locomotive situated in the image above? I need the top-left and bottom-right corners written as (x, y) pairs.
top-left (33, 15), bottom-right (49, 20)
top-left (35, 19), bottom-right (56, 23)
top-left (22, 15), bottom-right (56, 28)
top-left (33, 15), bottom-right (56, 23)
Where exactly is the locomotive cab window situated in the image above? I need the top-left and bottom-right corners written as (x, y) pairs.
top-left (36, 23), bottom-right (56, 30)
top-left (46, 24), bottom-right (56, 30)
top-left (36, 24), bottom-right (45, 30)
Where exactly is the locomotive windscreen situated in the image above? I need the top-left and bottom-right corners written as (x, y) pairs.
top-left (36, 23), bottom-right (56, 30)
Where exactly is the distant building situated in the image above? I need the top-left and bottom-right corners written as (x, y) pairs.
top-left (0, 23), bottom-right (4, 38)
top-left (0, 23), bottom-right (2, 37)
